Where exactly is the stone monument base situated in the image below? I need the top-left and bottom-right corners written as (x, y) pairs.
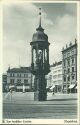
top-left (34, 91), bottom-right (47, 101)
top-left (34, 75), bottom-right (47, 101)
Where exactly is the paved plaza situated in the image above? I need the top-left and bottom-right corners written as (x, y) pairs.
top-left (3, 92), bottom-right (77, 119)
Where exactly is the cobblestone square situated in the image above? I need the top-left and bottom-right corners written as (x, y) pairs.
top-left (3, 92), bottom-right (77, 119)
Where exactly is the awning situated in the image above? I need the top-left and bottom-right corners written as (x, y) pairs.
top-left (46, 86), bottom-right (49, 89)
top-left (17, 86), bottom-right (30, 89)
top-left (25, 86), bottom-right (30, 89)
top-left (9, 85), bottom-right (15, 89)
top-left (69, 84), bottom-right (75, 89)
top-left (50, 85), bottom-right (55, 90)
top-left (75, 86), bottom-right (77, 89)
top-left (46, 86), bottom-right (51, 89)
top-left (17, 86), bottom-right (23, 89)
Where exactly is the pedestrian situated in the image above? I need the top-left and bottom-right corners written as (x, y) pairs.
top-left (10, 89), bottom-right (13, 101)
top-left (52, 90), bottom-right (54, 95)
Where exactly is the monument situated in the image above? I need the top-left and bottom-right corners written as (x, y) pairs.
top-left (30, 8), bottom-right (50, 101)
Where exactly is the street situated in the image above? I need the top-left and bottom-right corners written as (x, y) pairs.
top-left (3, 92), bottom-right (77, 119)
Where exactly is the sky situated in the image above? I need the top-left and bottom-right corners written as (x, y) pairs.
top-left (3, 2), bottom-right (77, 73)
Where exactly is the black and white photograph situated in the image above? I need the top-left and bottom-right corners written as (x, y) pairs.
top-left (0, 0), bottom-right (80, 124)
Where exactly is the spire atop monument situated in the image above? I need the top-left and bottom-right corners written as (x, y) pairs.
top-left (36, 8), bottom-right (44, 32)
top-left (39, 8), bottom-right (41, 27)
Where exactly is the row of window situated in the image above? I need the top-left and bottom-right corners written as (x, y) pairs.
top-left (10, 73), bottom-right (29, 77)
top-left (53, 74), bottom-right (62, 79)
top-left (53, 80), bottom-right (62, 84)
top-left (53, 69), bottom-right (62, 73)
top-left (63, 49), bottom-right (76, 57)
top-left (63, 83), bottom-right (76, 89)
top-left (10, 79), bottom-right (28, 84)
top-left (63, 58), bottom-right (75, 66)
top-left (64, 75), bottom-right (75, 82)
top-left (64, 67), bottom-right (75, 73)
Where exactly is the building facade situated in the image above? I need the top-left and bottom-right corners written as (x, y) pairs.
top-left (46, 61), bottom-right (62, 93)
top-left (7, 67), bottom-right (33, 92)
top-left (62, 40), bottom-right (77, 93)
top-left (2, 74), bottom-right (7, 92)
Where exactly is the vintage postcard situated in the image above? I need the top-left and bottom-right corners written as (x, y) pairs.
top-left (0, 0), bottom-right (80, 124)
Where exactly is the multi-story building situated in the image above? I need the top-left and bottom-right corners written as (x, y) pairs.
top-left (46, 61), bottom-right (62, 93)
top-left (7, 66), bottom-right (33, 92)
top-left (46, 74), bottom-right (52, 88)
top-left (2, 73), bottom-right (7, 92)
top-left (62, 40), bottom-right (77, 93)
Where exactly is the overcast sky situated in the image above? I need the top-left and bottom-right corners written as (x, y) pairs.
top-left (3, 2), bottom-right (77, 72)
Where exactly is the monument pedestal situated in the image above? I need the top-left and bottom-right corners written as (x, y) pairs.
top-left (34, 75), bottom-right (47, 101)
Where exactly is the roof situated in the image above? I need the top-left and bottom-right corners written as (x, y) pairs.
top-left (7, 67), bottom-right (31, 73)
top-left (62, 42), bottom-right (77, 53)
top-left (50, 61), bottom-right (62, 67)
top-left (32, 29), bottom-right (48, 43)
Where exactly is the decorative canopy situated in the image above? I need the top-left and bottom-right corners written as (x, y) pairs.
top-left (32, 8), bottom-right (48, 42)
top-left (69, 84), bottom-right (75, 89)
